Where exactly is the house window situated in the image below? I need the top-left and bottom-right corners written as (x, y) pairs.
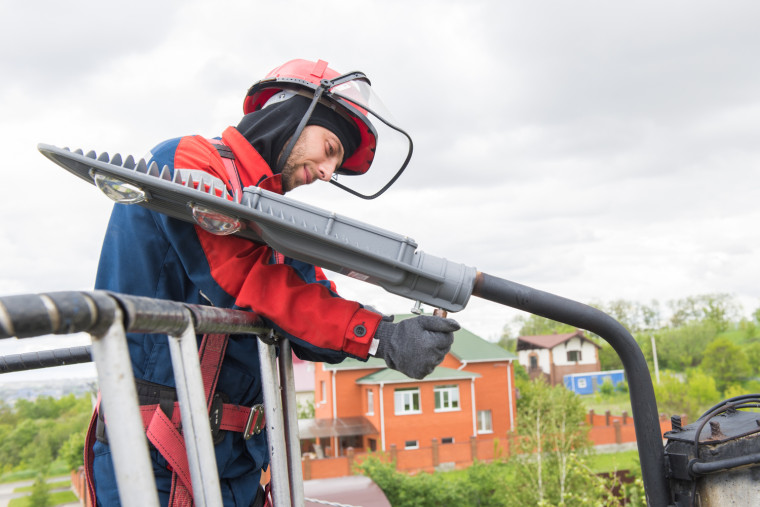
top-left (529, 355), bottom-right (538, 369)
top-left (394, 388), bottom-right (421, 415)
top-left (434, 384), bottom-right (460, 412)
top-left (366, 389), bottom-right (374, 415)
top-left (577, 378), bottom-right (587, 389)
top-left (368, 438), bottom-right (377, 452)
top-left (567, 350), bottom-right (582, 362)
top-left (405, 440), bottom-right (419, 450)
top-left (477, 410), bottom-right (493, 434)
top-left (441, 437), bottom-right (454, 444)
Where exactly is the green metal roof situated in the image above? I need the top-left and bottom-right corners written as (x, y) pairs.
top-left (323, 356), bottom-right (387, 371)
top-left (322, 313), bottom-right (515, 371)
top-left (355, 366), bottom-right (480, 384)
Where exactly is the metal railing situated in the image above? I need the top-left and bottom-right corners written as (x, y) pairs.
top-left (0, 290), bottom-right (303, 507)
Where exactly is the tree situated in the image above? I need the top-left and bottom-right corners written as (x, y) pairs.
top-left (654, 371), bottom-right (720, 421)
top-left (649, 321), bottom-right (717, 370)
top-left (592, 299), bottom-right (662, 333)
top-left (701, 338), bottom-right (751, 393)
top-left (668, 294), bottom-right (739, 332)
top-left (598, 342), bottom-right (623, 370)
top-left (514, 378), bottom-right (591, 505)
top-left (513, 314), bottom-right (576, 337)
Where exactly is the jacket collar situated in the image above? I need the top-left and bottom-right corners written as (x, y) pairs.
top-left (221, 126), bottom-right (283, 195)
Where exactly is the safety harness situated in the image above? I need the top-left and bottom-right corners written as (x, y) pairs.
top-left (84, 140), bottom-right (270, 506)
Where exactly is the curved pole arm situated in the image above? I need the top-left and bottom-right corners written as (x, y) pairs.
top-left (472, 272), bottom-right (670, 507)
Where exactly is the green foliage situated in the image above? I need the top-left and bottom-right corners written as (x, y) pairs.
top-left (598, 379), bottom-right (615, 397)
top-left (0, 394), bottom-right (92, 475)
top-left (654, 371), bottom-right (720, 421)
top-left (9, 490), bottom-right (77, 507)
top-left (513, 314), bottom-right (576, 336)
top-left (514, 378), bottom-right (593, 505)
top-left (648, 321), bottom-right (718, 370)
top-left (668, 293), bottom-right (739, 331)
top-left (745, 342), bottom-right (760, 369)
top-left (58, 432), bottom-right (85, 471)
top-left (592, 299), bottom-right (662, 333)
top-left (27, 472), bottom-right (50, 507)
top-left (598, 342), bottom-right (624, 370)
top-left (296, 398), bottom-right (315, 419)
top-left (702, 338), bottom-right (752, 392)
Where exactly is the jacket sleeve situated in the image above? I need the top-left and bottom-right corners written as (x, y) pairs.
top-left (195, 226), bottom-right (382, 359)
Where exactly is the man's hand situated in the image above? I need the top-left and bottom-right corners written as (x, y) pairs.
top-left (373, 315), bottom-right (460, 379)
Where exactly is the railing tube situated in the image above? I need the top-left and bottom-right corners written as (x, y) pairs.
top-left (90, 305), bottom-right (160, 507)
top-left (278, 339), bottom-right (305, 506)
top-left (167, 315), bottom-right (223, 506)
top-left (258, 334), bottom-right (293, 506)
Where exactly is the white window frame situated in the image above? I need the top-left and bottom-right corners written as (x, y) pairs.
top-left (434, 384), bottom-right (460, 412)
top-left (394, 388), bottom-right (421, 415)
top-left (366, 389), bottom-right (374, 416)
top-left (404, 440), bottom-right (419, 450)
top-left (477, 409), bottom-right (493, 434)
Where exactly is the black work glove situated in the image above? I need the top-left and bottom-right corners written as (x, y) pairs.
top-left (373, 315), bottom-right (460, 379)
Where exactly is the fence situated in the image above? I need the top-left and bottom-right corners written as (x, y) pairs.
top-left (296, 412), bottom-right (678, 481)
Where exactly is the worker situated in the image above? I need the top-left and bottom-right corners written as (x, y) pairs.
top-left (87, 59), bottom-right (460, 507)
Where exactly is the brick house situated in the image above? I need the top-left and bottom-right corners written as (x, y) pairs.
top-left (304, 315), bottom-right (517, 458)
top-left (516, 330), bottom-right (601, 385)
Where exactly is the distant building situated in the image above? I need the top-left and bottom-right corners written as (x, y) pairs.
top-left (516, 330), bottom-right (600, 385)
top-left (563, 369), bottom-right (625, 395)
top-left (303, 315), bottom-right (518, 458)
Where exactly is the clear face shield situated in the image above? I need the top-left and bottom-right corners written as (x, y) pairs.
top-left (270, 72), bottom-right (413, 200)
top-left (327, 75), bottom-right (413, 199)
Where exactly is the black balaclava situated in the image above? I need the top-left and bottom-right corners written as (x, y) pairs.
top-left (236, 94), bottom-right (360, 173)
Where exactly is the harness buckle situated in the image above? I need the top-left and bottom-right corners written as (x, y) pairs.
top-left (245, 404), bottom-right (265, 439)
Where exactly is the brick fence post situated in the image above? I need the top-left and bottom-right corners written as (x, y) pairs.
top-left (614, 420), bottom-right (622, 444)
top-left (622, 411), bottom-right (628, 425)
top-left (303, 453), bottom-right (312, 481)
top-left (431, 438), bottom-right (439, 468)
top-left (470, 435), bottom-right (478, 462)
top-left (605, 410), bottom-right (611, 426)
top-left (346, 447), bottom-right (355, 476)
top-left (390, 443), bottom-right (398, 469)
top-left (588, 409), bottom-right (595, 425)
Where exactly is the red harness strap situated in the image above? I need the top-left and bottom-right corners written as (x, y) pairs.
top-left (158, 333), bottom-right (227, 506)
top-left (84, 333), bottom-right (265, 506)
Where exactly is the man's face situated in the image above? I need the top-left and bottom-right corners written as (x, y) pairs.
top-left (280, 125), bottom-right (345, 192)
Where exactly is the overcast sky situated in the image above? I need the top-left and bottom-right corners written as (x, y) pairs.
top-left (2, 1), bottom-right (760, 381)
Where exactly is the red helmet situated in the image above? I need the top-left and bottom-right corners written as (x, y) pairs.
top-left (244, 59), bottom-right (412, 199)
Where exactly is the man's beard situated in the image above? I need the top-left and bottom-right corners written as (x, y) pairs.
top-left (278, 142), bottom-right (305, 192)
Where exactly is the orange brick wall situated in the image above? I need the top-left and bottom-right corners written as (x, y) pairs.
top-left (379, 379), bottom-right (475, 451)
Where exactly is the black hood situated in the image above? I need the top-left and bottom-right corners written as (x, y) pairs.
top-left (236, 95), bottom-right (360, 173)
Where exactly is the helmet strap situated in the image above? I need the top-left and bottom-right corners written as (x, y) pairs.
top-left (274, 84), bottom-right (326, 174)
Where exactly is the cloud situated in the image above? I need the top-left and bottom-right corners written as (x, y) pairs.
top-left (2, 1), bottom-right (760, 382)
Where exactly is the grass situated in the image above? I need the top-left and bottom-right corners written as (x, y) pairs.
top-left (14, 480), bottom-right (71, 493)
top-left (0, 460), bottom-right (72, 484)
top-left (587, 449), bottom-right (639, 474)
top-left (8, 490), bottom-right (77, 507)
top-left (579, 391), bottom-right (633, 416)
